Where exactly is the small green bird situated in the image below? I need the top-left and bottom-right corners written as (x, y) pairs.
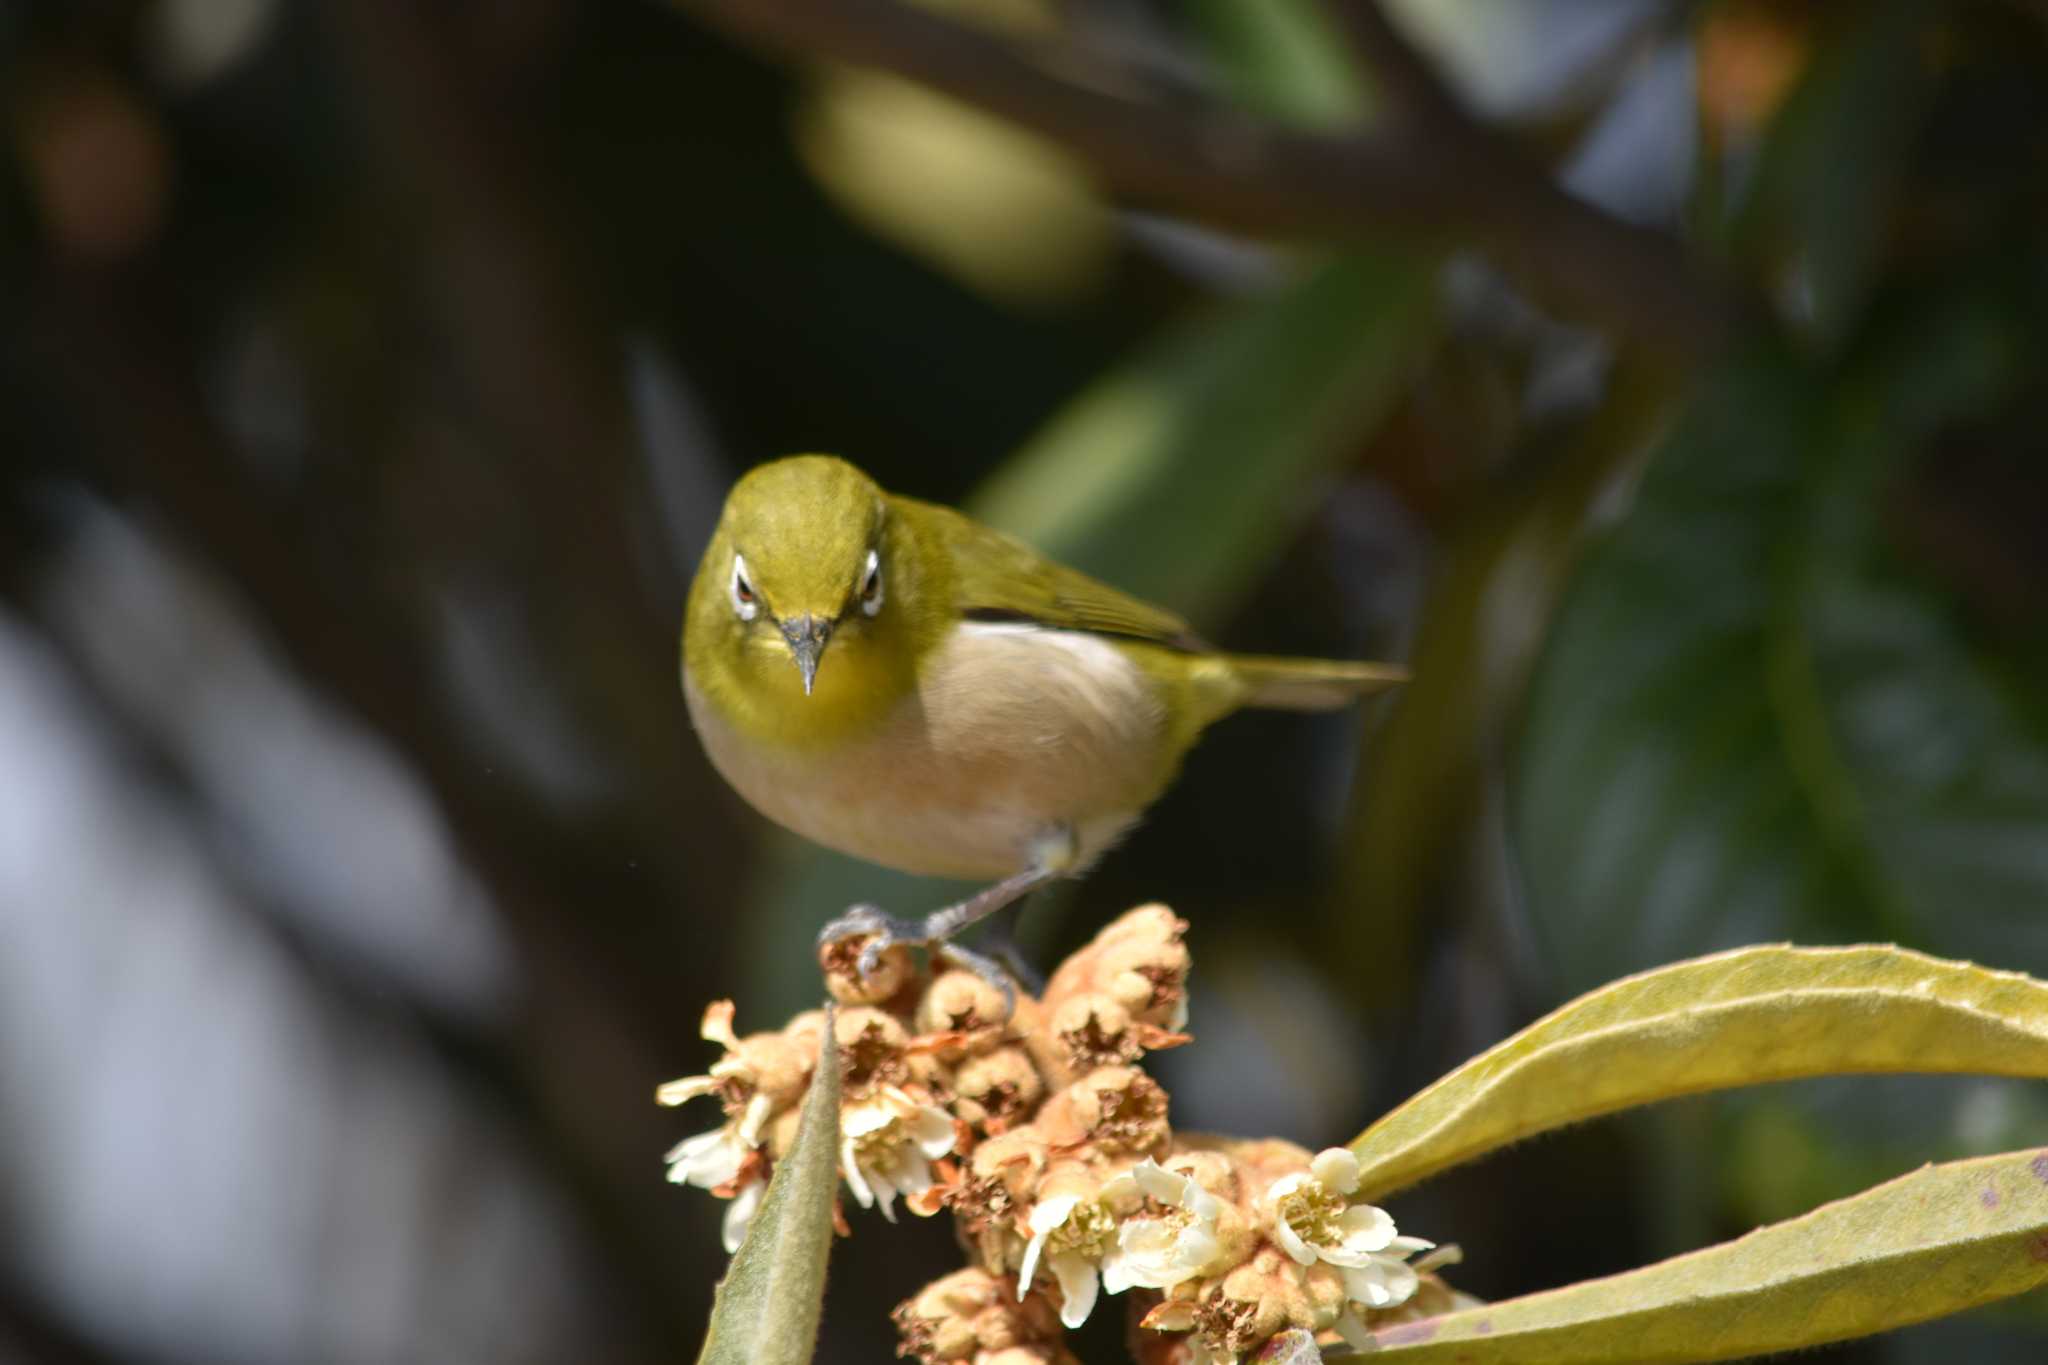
top-left (682, 455), bottom-right (1405, 995)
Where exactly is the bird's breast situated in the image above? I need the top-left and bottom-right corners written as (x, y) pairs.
top-left (687, 621), bottom-right (1179, 879)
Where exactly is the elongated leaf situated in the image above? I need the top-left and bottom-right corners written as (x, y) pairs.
top-left (696, 1004), bottom-right (841, 1365)
top-left (1516, 310), bottom-right (2037, 1003)
top-left (1187, 0), bottom-right (1372, 129)
top-left (968, 245), bottom-right (1437, 625)
top-left (1333, 363), bottom-right (1676, 995)
top-left (1348, 944), bottom-right (2048, 1201)
top-left (1369, 1146), bottom-right (2048, 1362)
top-left (1732, 0), bottom-right (1930, 344)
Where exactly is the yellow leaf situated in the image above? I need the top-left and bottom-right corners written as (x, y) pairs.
top-left (1350, 944), bottom-right (2048, 1200)
top-left (1370, 1147), bottom-right (2048, 1362)
top-left (794, 67), bottom-right (1112, 309)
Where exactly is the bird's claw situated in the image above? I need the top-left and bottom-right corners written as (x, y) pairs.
top-left (816, 903), bottom-right (1018, 1018)
top-left (817, 903), bottom-right (917, 990)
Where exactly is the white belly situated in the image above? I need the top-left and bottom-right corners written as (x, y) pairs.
top-left (688, 622), bottom-right (1174, 879)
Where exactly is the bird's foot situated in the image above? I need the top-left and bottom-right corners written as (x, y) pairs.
top-left (817, 903), bottom-right (922, 981)
top-left (817, 904), bottom-right (1018, 1019)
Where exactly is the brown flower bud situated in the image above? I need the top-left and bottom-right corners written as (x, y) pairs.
top-left (822, 936), bottom-right (917, 1005)
top-left (893, 1267), bottom-right (1066, 1364)
top-left (1038, 905), bottom-right (1190, 1032)
top-left (834, 1005), bottom-right (911, 1090)
top-left (957, 1128), bottom-right (1049, 1235)
top-left (1035, 1066), bottom-right (1170, 1157)
top-left (918, 969), bottom-right (1014, 1041)
top-left (1206, 1245), bottom-right (1321, 1350)
top-left (952, 1045), bottom-right (1046, 1134)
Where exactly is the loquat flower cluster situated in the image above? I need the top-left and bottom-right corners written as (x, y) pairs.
top-left (658, 906), bottom-right (1465, 1364)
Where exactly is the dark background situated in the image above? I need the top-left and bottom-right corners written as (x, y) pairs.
top-left (3, 1), bottom-right (2047, 1362)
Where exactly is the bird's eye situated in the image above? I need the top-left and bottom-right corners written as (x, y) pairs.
top-left (730, 553), bottom-right (758, 621)
top-left (859, 549), bottom-right (884, 617)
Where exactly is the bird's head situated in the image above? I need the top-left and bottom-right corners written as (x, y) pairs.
top-left (685, 456), bottom-right (928, 734)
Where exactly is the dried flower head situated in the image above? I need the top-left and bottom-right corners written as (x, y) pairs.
top-left (1028, 907), bottom-right (1191, 1086)
top-left (893, 1267), bottom-right (1074, 1365)
top-left (953, 1045), bottom-right (1046, 1134)
top-left (1036, 1065), bottom-right (1171, 1156)
top-left (658, 906), bottom-right (1456, 1364)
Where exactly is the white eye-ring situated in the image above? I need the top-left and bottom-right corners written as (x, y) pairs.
top-left (859, 549), bottom-right (883, 617)
top-left (730, 553), bottom-right (759, 621)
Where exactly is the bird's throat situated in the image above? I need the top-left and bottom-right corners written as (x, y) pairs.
top-left (696, 632), bottom-right (913, 751)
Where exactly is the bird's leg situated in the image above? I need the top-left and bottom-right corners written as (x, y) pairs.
top-left (817, 828), bottom-right (1074, 1012)
top-left (973, 898), bottom-right (1047, 997)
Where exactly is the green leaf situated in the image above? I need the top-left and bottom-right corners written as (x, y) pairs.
top-left (1369, 1146), bottom-right (2048, 1363)
top-left (1732, 0), bottom-right (1933, 344)
top-left (1332, 364), bottom-right (1676, 995)
top-left (967, 245), bottom-right (1438, 625)
top-left (1514, 314), bottom-right (2039, 1000)
top-left (1185, 0), bottom-right (1374, 129)
top-left (696, 1003), bottom-right (841, 1365)
top-left (1348, 944), bottom-right (2048, 1202)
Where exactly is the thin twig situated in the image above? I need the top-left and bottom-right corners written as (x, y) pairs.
top-left (673, 0), bottom-right (1751, 359)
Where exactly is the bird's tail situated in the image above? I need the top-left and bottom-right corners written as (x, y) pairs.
top-left (1224, 654), bottom-right (1408, 712)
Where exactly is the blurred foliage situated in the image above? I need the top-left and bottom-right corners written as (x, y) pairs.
top-left (2, 0), bottom-right (2046, 1362)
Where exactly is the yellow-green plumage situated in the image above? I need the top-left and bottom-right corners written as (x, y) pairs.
top-left (682, 455), bottom-right (1404, 888)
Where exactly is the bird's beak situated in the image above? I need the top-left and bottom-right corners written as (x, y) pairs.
top-left (779, 613), bottom-right (832, 696)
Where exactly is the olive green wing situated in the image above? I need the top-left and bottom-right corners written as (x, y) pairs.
top-left (903, 496), bottom-right (1209, 650)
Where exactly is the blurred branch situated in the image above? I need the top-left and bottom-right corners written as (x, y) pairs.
top-left (672, 0), bottom-right (1751, 360)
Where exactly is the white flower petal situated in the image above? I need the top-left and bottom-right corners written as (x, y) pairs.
top-left (1131, 1159), bottom-right (1184, 1204)
top-left (1108, 1214), bottom-right (1217, 1291)
top-left (1264, 1172), bottom-right (1309, 1205)
top-left (1390, 1234), bottom-right (1436, 1256)
top-left (1109, 1221), bottom-right (1174, 1290)
top-left (666, 1127), bottom-right (747, 1188)
top-left (1343, 1257), bottom-right (1419, 1309)
top-left (1049, 1252), bottom-right (1099, 1329)
top-left (841, 1103), bottom-right (894, 1139)
top-left (1100, 1247), bottom-right (1138, 1296)
top-left (1271, 1214), bottom-right (1316, 1266)
top-left (721, 1178), bottom-right (765, 1254)
top-left (1345, 1203), bottom-right (1398, 1248)
top-left (907, 1105), bottom-right (958, 1159)
top-left (1018, 1230), bottom-right (1049, 1299)
top-left (1098, 1167), bottom-right (1140, 1207)
top-left (736, 1091), bottom-right (774, 1145)
top-left (1029, 1193), bottom-right (1083, 1235)
top-left (1310, 1147), bottom-right (1361, 1194)
top-left (841, 1136), bottom-right (876, 1208)
top-left (892, 1153), bottom-right (934, 1200)
top-left (655, 1074), bottom-right (719, 1107)
top-left (868, 1164), bottom-right (901, 1222)
top-left (1172, 1225), bottom-right (1220, 1277)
